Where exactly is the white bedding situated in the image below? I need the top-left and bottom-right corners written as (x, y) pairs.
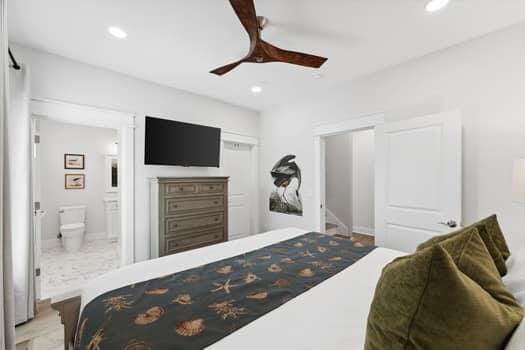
top-left (82, 228), bottom-right (404, 349)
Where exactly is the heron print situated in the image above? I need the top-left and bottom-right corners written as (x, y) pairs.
top-left (269, 155), bottom-right (303, 216)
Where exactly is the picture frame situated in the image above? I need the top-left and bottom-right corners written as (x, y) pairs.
top-left (65, 174), bottom-right (85, 190)
top-left (64, 154), bottom-right (85, 169)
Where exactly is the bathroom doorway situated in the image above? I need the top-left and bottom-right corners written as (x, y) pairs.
top-left (31, 99), bottom-right (135, 300)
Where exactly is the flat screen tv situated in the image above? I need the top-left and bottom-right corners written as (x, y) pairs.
top-left (144, 116), bottom-right (221, 167)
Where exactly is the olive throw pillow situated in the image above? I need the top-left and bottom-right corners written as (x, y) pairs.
top-left (479, 214), bottom-right (511, 260)
top-left (417, 215), bottom-right (510, 276)
top-left (365, 230), bottom-right (523, 350)
top-left (425, 227), bottom-right (515, 300)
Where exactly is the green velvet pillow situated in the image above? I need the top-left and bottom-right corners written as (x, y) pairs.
top-left (479, 214), bottom-right (511, 260)
top-left (418, 222), bottom-right (508, 276)
top-left (366, 229), bottom-right (523, 350)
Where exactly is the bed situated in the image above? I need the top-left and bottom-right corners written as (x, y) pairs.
top-left (52, 228), bottom-right (404, 349)
top-left (52, 227), bottom-right (524, 349)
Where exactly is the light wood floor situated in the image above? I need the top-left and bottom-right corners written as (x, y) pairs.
top-left (15, 300), bottom-right (63, 350)
top-left (334, 232), bottom-right (375, 246)
top-left (16, 232), bottom-right (375, 349)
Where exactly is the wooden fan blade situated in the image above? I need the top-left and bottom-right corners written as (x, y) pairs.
top-left (261, 41), bottom-right (327, 68)
top-left (229, 0), bottom-right (259, 42)
top-left (210, 60), bottom-right (244, 76)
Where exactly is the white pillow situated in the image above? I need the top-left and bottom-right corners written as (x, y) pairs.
top-left (503, 246), bottom-right (525, 350)
top-left (503, 246), bottom-right (525, 306)
top-left (505, 317), bottom-right (525, 350)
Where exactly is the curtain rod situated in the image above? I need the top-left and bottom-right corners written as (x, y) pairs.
top-left (8, 47), bottom-right (21, 70)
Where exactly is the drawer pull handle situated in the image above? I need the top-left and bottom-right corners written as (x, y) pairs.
top-left (214, 218), bottom-right (219, 221)
top-left (209, 186), bottom-right (214, 189)
top-left (179, 187), bottom-right (184, 191)
top-left (173, 205), bottom-right (178, 208)
top-left (174, 224), bottom-right (178, 228)
top-left (213, 201), bottom-right (219, 204)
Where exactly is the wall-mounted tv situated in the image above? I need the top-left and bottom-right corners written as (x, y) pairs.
top-left (144, 116), bottom-right (221, 167)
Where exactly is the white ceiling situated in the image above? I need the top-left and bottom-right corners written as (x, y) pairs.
top-left (8, 0), bottom-right (525, 111)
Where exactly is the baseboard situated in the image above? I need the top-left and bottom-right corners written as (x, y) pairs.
top-left (85, 232), bottom-right (107, 241)
top-left (353, 226), bottom-right (375, 236)
top-left (42, 232), bottom-right (108, 250)
top-left (41, 238), bottom-right (60, 250)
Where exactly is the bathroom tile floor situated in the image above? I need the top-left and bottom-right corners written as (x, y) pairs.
top-left (40, 239), bottom-right (120, 299)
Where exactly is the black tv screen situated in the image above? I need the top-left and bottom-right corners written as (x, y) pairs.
top-left (144, 116), bottom-right (221, 167)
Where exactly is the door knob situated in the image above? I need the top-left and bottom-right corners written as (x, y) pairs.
top-left (438, 220), bottom-right (458, 228)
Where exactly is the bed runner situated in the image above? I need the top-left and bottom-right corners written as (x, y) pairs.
top-left (76, 232), bottom-right (375, 349)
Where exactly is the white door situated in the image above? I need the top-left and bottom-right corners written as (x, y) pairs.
top-left (222, 142), bottom-right (252, 240)
top-left (375, 111), bottom-right (462, 252)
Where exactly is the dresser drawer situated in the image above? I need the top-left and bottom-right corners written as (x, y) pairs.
top-left (165, 212), bottom-right (224, 233)
top-left (197, 182), bottom-right (225, 194)
top-left (164, 183), bottom-right (197, 196)
top-left (165, 229), bottom-right (224, 254)
top-left (165, 196), bottom-right (224, 215)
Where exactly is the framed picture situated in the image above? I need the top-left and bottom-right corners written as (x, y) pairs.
top-left (105, 155), bottom-right (119, 193)
top-left (64, 154), bottom-right (85, 169)
top-left (65, 174), bottom-right (85, 190)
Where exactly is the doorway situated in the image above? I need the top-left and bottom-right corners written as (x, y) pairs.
top-left (324, 129), bottom-right (375, 242)
top-left (30, 99), bottom-right (135, 300)
top-left (315, 111), bottom-right (462, 252)
top-left (314, 115), bottom-right (385, 235)
top-left (33, 119), bottom-right (121, 299)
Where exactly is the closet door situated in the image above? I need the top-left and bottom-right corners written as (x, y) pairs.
top-left (375, 111), bottom-right (462, 252)
top-left (222, 142), bottom-right (252, 240)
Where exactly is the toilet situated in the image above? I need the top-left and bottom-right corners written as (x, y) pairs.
top-left (59, 205), bottom-right (87, 252)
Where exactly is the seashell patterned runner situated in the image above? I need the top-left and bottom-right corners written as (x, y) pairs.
top-left (76, 232), bottom-right (375, 349)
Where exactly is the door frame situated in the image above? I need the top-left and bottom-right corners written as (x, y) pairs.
top-left (30, 98), bottom-right (136, 267)
top-left (313, 114), bottom-right (385, 233)
top-left (221, 132), bottom-right (259, 236)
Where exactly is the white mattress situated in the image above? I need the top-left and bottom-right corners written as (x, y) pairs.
top-left (81, 228), bottom-right (404, 349)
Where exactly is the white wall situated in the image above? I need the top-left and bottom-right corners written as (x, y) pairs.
top-left (325, 133), bottom-right (352, 230)
top-left (38, 119), bottom-right (117, 242)
top-left (351, 129), bottom-right (375, 235)
top-left (11, 44), bottom-right (260, 262)
top-left (260, 23), bottom-right (525, 250)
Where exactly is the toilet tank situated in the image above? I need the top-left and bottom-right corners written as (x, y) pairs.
top-left (59, 205), bottom-right (87, 225)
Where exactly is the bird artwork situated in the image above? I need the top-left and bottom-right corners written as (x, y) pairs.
top-left (269, 155), bottom-right (303, 216)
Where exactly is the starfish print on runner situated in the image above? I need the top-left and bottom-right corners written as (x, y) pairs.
top-left (210, 279), bottom-right (239, 294)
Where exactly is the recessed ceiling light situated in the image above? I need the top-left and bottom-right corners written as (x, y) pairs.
top-left (251, 85), bottom-right (263, 94)
top-left (108, 26), bottom-right (127, 39)
top-left (426, 0), bottom-right (449, 13)
top-left (313, 72), bottom-right (323, 79)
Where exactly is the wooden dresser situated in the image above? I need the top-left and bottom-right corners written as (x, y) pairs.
top-left (150, 177), bottom-right (229, 258)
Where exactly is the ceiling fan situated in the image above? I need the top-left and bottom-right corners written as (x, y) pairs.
top-left (210, 0), bottom-right (328, 76)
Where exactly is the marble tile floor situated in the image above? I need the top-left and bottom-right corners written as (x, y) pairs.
top-left (40, 238), bottom-right (120, 299)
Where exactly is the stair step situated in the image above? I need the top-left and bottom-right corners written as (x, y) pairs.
top-left (326, 223), bottom-right (338, 230)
